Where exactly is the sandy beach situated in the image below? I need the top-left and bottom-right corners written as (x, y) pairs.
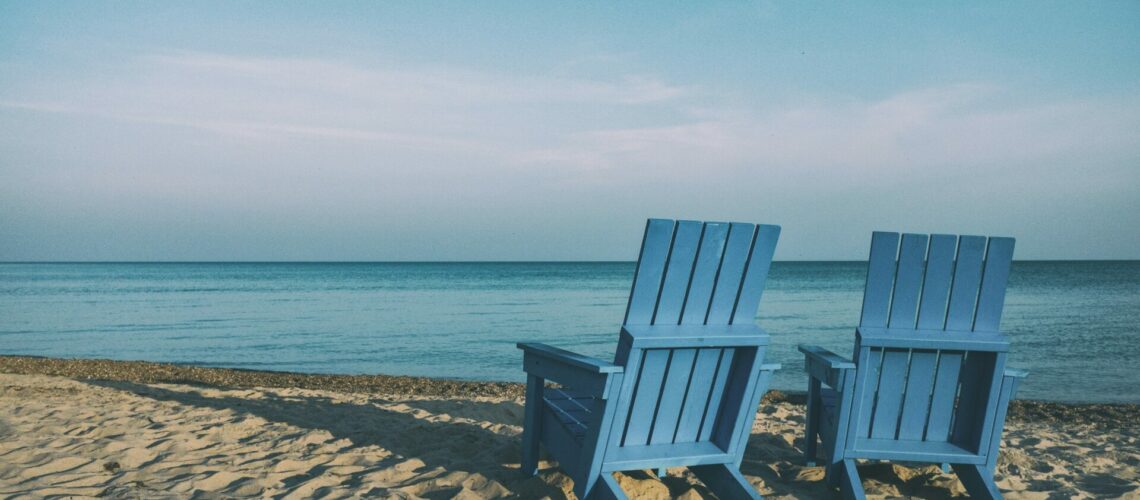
top-left (0, 356), bottom-right (1136, 499)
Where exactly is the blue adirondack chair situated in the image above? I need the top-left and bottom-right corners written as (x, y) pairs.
top-left (799, 232), bottom-right (1027, 499)
top-left (518, 218), bottom-right (782, 499)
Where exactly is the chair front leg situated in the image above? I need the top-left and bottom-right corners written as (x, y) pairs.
top-left (804, 376), bottom-right (821, 466)
top-left (824, 368), bottom-right (857, 489)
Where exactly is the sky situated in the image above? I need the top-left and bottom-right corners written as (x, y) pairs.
top-left (1, 2), bottom-right (1138, 261)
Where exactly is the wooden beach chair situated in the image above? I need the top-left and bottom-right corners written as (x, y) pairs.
top-left (518, 218), bottom-right (781, 499)
top-left (799, 232), bottom-right (1027, 499)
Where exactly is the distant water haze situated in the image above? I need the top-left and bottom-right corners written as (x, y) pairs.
top-left (1, 261), bottom-right (1136, 403)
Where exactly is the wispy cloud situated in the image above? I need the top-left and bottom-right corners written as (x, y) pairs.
top-left (0, 98), bottom-right (496, 153)
top-left (2, 50), bottom-right (690, 156)
top-left (514, 84), bottom-right (1140, 189)
top-left (7, 56), bottom-right (1137, 195)
top-left (5, 54), bottom-right (1137, 189)
top-left (146, 51), bottom-right (690, 106)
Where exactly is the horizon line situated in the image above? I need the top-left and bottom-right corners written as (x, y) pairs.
top-left (2, 259), bottom-right (1137, 264)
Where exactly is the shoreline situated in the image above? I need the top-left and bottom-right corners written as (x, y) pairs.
top-left (1, 355), bottom-right (1136, 427)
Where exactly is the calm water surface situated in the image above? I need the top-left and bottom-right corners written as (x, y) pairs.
top-left (1, 262), bottom-right (1137, 403)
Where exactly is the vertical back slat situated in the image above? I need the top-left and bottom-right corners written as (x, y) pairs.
top-left (855, 348), bottom-right (884, 437)
top-left (945, 236), bottom-right (986, 331)
top-left (924, 351), bottom-right (963, 442)
top-left (860, 232), bottom-right (900, 328)
top-left (870, 348), bottom-right (909, 439)
top-left (973, 237), bottom-right (1015, 332)
top-left (731, 224), bottom-right (781, 324)
top-left (606, 348), bottom-right (645, 448)
top-left (698, 348), bottom-right (736, 441)
top-left (624, 219), bottom-right (676, 325)
top-left (673, 348), bottom-right (722, 443)
top-left (681, 223), bottom-right (730, 325)
top-left (652, 221), bottom-right (704, 325)
top-left (917, 234), bottom-right (957, 330)
top-left (706, 223), bottom-right (757, 324)
top-left (897, 350), bottom-right (938, 440)
top-left (649, 349), bottom-right (697, 444)
top-left (622, 349), bottom-right (670, 446)
top-left (888, 234), bottom-right (929, 329)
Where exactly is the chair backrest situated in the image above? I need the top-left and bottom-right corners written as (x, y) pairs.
top-left (615, 219), bottom-right (781, 366)
top-left (623, 219), bottom-right (782, 329)
top-left (608, 219), bottom-right (780, 454)
top-left (849, 232), bottom-right (1016, 455)
top-left (860, 232), bottom-right (1015, 332)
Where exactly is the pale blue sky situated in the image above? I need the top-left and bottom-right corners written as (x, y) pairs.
top-left (1, 1), bottom-right (1138, 260)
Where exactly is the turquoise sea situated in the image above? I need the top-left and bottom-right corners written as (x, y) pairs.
top-left (1, 261), bottom-right (1137, 403)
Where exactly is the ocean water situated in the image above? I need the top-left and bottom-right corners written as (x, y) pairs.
top-left (1, 261), bottom-right (1137, 403)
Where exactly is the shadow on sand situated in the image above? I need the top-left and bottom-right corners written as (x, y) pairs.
top-left (83, 381), bottom-right (966, 498)
top-left (85, 380), bottom-right (569, 499)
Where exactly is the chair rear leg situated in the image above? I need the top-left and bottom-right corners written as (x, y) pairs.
top-left (691, 464), bottom-right (761, 500)
top-left (521, 374), bottom-right (543, 476)
top-left (838, 459), bottom-right (865, 500)
top-left (952, 464), bottom-right (1002, 500)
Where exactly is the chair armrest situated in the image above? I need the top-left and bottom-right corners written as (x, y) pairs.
top-left (1004, 368), bottom-right (1028, 379)
top-left (1001, 368), bottom-right (1028, 400)
top-left (798, 344), bottom-right (855, 389)
top-left (517, 343), bottom-right (622, 373)
top-left (517, 342), bottom-right (623, 398)
top-left (798, 344), bottom-right (855, 369)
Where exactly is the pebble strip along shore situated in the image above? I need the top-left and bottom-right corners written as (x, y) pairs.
top-left (1, 355), bottom-right (1135, 429)
top-left (0, 355), bottom-right (521, 399)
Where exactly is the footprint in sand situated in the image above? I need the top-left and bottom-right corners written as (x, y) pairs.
top-left (1020, 437), bottom-right (1043, 447)
top-left (1076, 473), bottom-right (1139, 496)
